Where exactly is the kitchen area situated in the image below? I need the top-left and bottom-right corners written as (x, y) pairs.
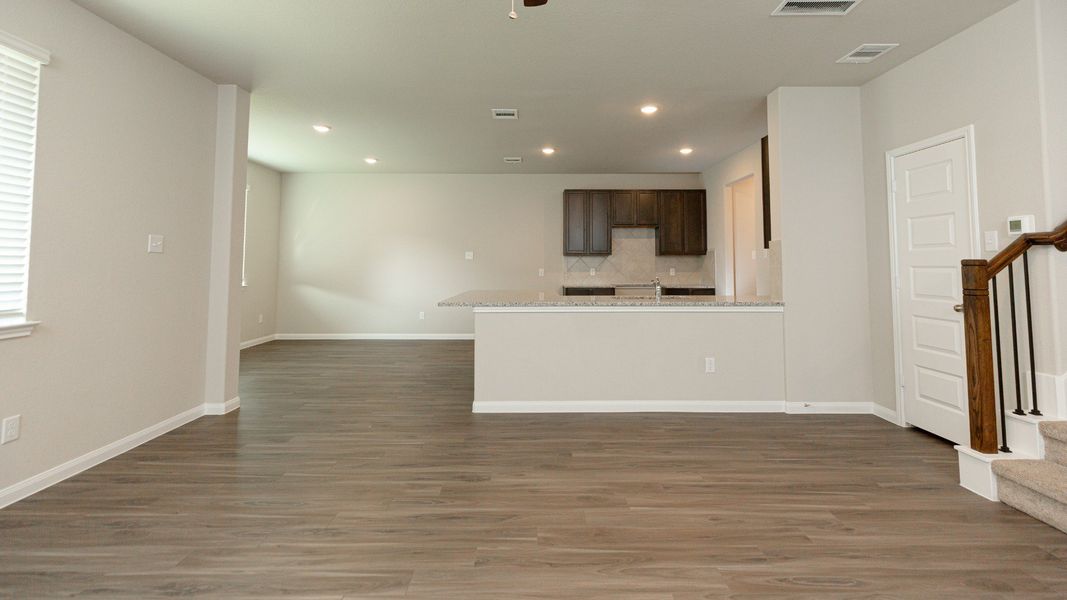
top-left (440, 188), bottom-right (785, 413)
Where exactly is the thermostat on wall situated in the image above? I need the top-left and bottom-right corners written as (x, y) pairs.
top-left (1007, 215), bottom-right (1036, 236)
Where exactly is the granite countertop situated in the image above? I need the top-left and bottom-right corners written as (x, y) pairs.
top-left (438, 290), bottom-right (783, 308)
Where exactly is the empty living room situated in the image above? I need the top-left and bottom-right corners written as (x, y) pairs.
top-left (3, 0), bottom-right (1067, 598)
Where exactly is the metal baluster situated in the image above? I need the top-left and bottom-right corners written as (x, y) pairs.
top-left (1023, 252), bottom-right (1042, 416)
top-left (991, 276), bottom-right (1010, 453)
top-left (1008, 263), bottom-right (1025, 416)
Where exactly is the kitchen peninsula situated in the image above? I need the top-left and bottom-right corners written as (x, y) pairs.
top-left (439, 290), bottom-right (785, 413)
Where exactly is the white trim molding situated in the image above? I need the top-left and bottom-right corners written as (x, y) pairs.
top-left (785, 401), bottom-right (875, 415)
top-left (474, 400), bottom-right (892, 415)
top-left (472, 306), bottom-right (783, 314)
top-left (473, 400), bottom-right (787, 413)
top-left (275, 333), bottom-right (475, 341)
top-left (240, 334), bottom-right (276, 349)
top-left (0, 29), bottom-right (51, 65)
top-left (204, 396), bottom-right (241, 416)
top-left (0, 318), bottom-right (40, 341)
top-left (0, 399), bottom-right (241, 509)
top-left (871, 402), bottom-right (900, 425)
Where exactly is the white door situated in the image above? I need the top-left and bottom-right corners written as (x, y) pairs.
top-left (892, 136), bottom-right (976, 444)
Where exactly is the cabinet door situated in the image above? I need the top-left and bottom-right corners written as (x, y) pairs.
top-left (635, 191), bottom-right (658, 226)
top-left (611, 191), bottom-right (635, 226)
top-left (588, 191), bottom-right (612, 254)
top-left (563, 191), bottom-right (588, 255)
top-left (683, 190), bottom-right (707, 255)
top-left (657, 191), bottom-right (685, 255)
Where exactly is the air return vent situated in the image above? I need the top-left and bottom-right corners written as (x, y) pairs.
top-left (772, 0), bottom-right (862, 16)
top-left (491, 108), bottom-right (519, 119)
top-left (837, 43), bottom-right (898, 64)
top-left (503, 157), bottom-right (523, 164)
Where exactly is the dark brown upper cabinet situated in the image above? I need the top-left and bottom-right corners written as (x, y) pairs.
top-left (564, 190), bottom-right (612, 256)
top-left (611, 190), bottom-right (658, 227)
top-left (657, 190), bottom-right (706, 256)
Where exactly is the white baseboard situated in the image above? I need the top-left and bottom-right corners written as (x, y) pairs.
top-left (474, 400), bottom-right (787, 413)
top-left (785, 401), bottom-right (874, 415)
top-left (240, 334), bottom-right (276, 349)
top-left (275, 333), bottom-right (474, 341)
top-left (871, 403), bottom-right (900, 424)
top-left (204, 396), bottom-right (240, 416)
top-left (0, 399), bottom-right (240, 510)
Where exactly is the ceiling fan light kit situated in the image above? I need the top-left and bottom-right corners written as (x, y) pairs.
top-left (508, 0), bottom-right (549, 19)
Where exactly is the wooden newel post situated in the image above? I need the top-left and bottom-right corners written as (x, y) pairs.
top-left (961, 259), bottom-right (998, 453)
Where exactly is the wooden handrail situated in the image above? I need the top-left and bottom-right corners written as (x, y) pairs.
top-left (987, 221), bottom-right (1067, 276)
top-left (963, 219), bottom-right (1067, 453)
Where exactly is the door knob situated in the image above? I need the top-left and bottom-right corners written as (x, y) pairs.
top-left (953, 304), bottom-right (964, 313)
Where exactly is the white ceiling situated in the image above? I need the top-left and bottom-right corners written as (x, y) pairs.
top-left (74, 0), bottom-right (1015, 174)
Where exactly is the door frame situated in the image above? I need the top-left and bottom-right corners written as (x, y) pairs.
top-left (722, 173), bottom-right (757, 297)
top-left (885, 125), bottom-right (981, 428)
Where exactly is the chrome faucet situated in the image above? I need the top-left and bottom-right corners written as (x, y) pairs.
top-left (652, 277), bottom-right (662, 301)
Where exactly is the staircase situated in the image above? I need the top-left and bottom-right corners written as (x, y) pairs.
top-left (993, 422), bottom-right (1067, 534)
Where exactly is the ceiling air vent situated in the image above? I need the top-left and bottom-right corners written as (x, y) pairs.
top-left (837, 43), bottom-right (898, 64)
top-left (491, 108), bottom-right (519, 120)
top-left (772, 0), bottom-right (862, 16)
top-left (503, 157), bottom-right (523, 164)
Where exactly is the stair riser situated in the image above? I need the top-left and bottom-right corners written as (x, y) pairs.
top-left (997, 477), bottom-right (1067, 535)
top-left (1044, 438), bottom-right (1067, 469)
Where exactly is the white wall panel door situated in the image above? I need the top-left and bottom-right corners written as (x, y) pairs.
top-left (892, 136), bottom-right (976, 444)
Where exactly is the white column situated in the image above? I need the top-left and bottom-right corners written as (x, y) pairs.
top-left (203, 84), bottom-right (250, 413)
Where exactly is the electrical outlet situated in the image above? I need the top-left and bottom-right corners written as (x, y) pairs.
top-left (257, 314), bottom-right (264, 324)
top-left (538, 268), bottom-right (545, 277)
top-left (465, 251), bottom-right (474, 260)
top-left (1, 415), bottom-right (20, 444)
top-left (147, 234), bottom-right (164, 254)
top-left (418, 311), bottom-right (426, 320)
top-left (589, 268), bottom-right (596, 277)
top-left (704, 358), bottom-right (716, 374)
top-left (669, 268), bottom-right (676, 276)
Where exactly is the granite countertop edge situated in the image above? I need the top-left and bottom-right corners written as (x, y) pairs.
top-left (438, 291), bottom-right (783, 308)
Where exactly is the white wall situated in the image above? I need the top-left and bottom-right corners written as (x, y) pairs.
top-left (241, 161), bottom-right (282, 344)
top-left (769, 87), bottom-right (874, 406)
top-left (0, 0), bottom-right (232, 493)
top-left (276, 173), bottom-right (701, 336)
top-left (860, 0), bottom-right (1067, 412)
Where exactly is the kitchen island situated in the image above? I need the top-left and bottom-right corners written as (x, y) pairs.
top-left (439, 290), bottom-right (786, 413)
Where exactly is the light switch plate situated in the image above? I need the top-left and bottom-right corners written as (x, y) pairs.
top-left (984, 230), bottom-right (999, 252)
top-left (538, 268), bottom-right (545, 277)
top-left (705, 358), bottom-right (716, 374)
top-left (147, 234), bottom-right (164, 254)
top-left (464, 251), bottom-right (474, 260)
top-left (418, 311), bottom-right (425, 320)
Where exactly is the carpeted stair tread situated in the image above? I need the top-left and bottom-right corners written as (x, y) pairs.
top-left (993, 459), bottom-right (1067, 501)
top-left (1039, 421), bottom-right (1067, 444)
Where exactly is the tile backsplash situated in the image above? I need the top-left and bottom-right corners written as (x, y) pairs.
top-left (562, 228), bottom-right (715, 287)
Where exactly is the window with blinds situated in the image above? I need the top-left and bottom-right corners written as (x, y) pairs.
top-left (0, 38), bottom-right (45, 319)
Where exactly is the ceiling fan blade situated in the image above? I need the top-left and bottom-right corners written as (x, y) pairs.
top-left (524, 0), bottom-right (548, 6)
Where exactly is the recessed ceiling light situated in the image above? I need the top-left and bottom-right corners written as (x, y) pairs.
top-left (640, 105), bottom-right (659, 115)
top-left (680, 147), bottom-right (694, 155)
top-left (542, 147), bottom-right (555, 156)
top-left (312, 124), bottom-right (332, 133)
top-left (364, 157), bottom-right (378, 165)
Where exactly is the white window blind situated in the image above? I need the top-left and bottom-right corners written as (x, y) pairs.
top-left (0, 41), bottom-right (43, 318)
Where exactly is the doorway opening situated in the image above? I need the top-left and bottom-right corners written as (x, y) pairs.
top-left (725, 175), bottom-right (759, 297)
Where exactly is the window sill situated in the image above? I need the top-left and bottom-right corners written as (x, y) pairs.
top-left (0, 318), bottom-right (40, 341)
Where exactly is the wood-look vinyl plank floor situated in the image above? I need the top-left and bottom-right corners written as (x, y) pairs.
top-left (1, 340), bottom-right (1065, 599)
